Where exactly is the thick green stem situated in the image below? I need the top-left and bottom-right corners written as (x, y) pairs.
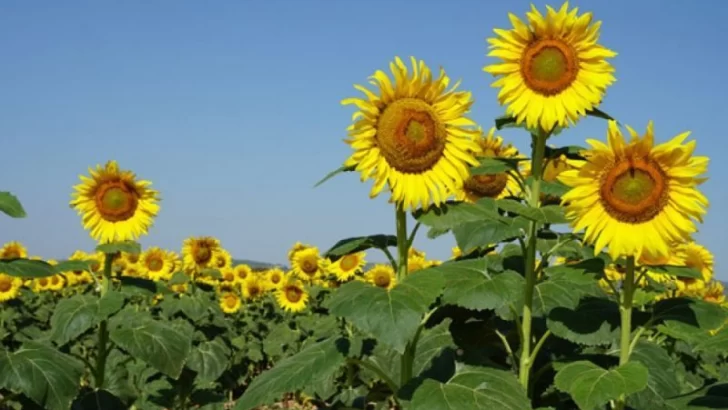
top-left (615, 256), bottom-right (636, 410)
top-left (93, 253), bottom-right (114, 388)
top-left (518, 131), bottom-right (547, 391)
top-left (395, 206), bottom-right (408, 281)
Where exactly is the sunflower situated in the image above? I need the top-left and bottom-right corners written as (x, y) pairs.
top-left (674, 242), bottom-right (713, 293)
top-left (638, 249), bottom-right (684, 285)
top-left (364, 264), bottom-right (397, 290)
top-left (408, 256), bottom-right (435, 273)
top-left (559, 121), bottom-right (708, 260)
top-left (0, 273), bottom-right (23, 302)
top-left (287, 242), bottom-right (311, 264)
top-left (70, 160), bottom-right (160, 243)
top-left (291, 247), bottom-right (324, 283)
top-left (264, 268), bottom-right (286, 290)
top-left (65, 251), bottom-right (94, 286)
top-left (242, 275), bottom-right (266, 301)
top-left (31, 276), bottom-right (52, 293)
top-left (409, 247), bottom-right (426, 260)
top-left (122, 251), bottom-right (141, 265)
top-left (275, 278), bottom-right (309, 313)
top-left (455, 128), bottom-right (524, 203)
top-left (170, 283), bottom-right (188, 294)
top-left (219, 292), bottom-right (242, 314)
top-left (123, 263), bottom-right (144, 278)
top-left (328, 252), bottom-right (366, 282)
top-left (0, 241), bottom-right (27, 260)
top-left (211, 249), bottom-right (233, 270)
top-left (166, 250), bottom-right (181, 274)
top-left (219, 268), bottom-right (237, 288)
top-left (182, 237), bottom-right (221, 275)
top-left (140, 247), bottom-right (172, 281)
top-left (342, 56), bottom-right (481, 211)
top-left (48, 274), bottom-right (66, 292)
top-left (233, 264), bottom-right (253, 284)
top-left (701, 281), bottom-right (726, 305)
top-left (484, 2), bottom-right (616, 132)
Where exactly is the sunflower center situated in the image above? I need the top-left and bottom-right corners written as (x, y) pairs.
top-left (39, 278), bottom-right (49, 286)
top-left (223, 272), bottom-right (235, 282)
top-left (600, 158), bottom-right (668, 223)
top-left (224, 295), bottom-right (238, 308)
top-left (237, 271), bottom-right (248, 280)
top-left (0, 278), bottom-right (11, 292)
top-left (339, 255), bottom-right (359, 271)
top-left (377, 98), bottom-right (447, 174)
top-left (271, 274), bottom-right (281, 284)
top-left (51, 276), bottom-right (61, 285)
top-left (249, 285), bottom-right (261, 297)
top-left (194, 247), bottom-right (212, 264)
top-left (2, 250), bottom-right (20, 259)
top-left (147, 257), bottom-right (164, 272)
top-left (285, 286), bottom-right (303, 303)
top-left (464, 173), bottom-right (509, 198)
top-left (94, 182), bottom-right (139, 222)
top-left (522, 39), bottom-right (578, 96)
top-left (127, 253), bottom-right (140, 264)
top-left (301, 259), bottom-right (318, 275)
top-left (374, 273), bottom-right (391, 288)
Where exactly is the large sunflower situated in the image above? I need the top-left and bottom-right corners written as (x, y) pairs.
top-left (342, 56), bottom-right (480, 211)
top-left (275, 277), bottom-right (309, 313)
top-left (0, 241), bottom-right (27, 259)
top-left (182, 237), bottom-right (221, 275)
top-left (140, 247), bottom-right (172, 281)
top-left (328, 252), bottom-right (366, 282)
top-left (70, 160), bottom-right (160, 243)
top-left (484, 2), bottom-right (616, 132)
top-left (455, 127), bottom-right (524, 203)
top-left (559, 121), bottom-right (708, 260)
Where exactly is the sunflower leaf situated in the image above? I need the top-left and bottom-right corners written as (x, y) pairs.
top-left (441, 261), bottom-right (524, 312)
top-left (314, 164), bottom-right (356, 188)
top-left (409, 365), bottom-right (531, 410)
top-left (554, 361), bottom-right (649, 410)
top-left (586, 107), bottom-right (616, 121)
top-left (0, 258), bottom-right (55, 278)
top-left (96, 241), bottom-right (141, 255)
top-left (544, 145), bottom-right (588, 161)
top-left (626, 341), bottom-right (682, 410)
top-left (73, 390), bottom-right (127, 410)
top-left (324, 234), bottom-right (397, 259)
top-left (414, 198), bottom-right (504, 232)
top-left (53, 260), bottom-right (94, 274)
top-left (547, 296), bottom-right (620, 346)
top-left (0, 191), bottom-right (26, 218)
top-left (666, 382), bottom-right (728, 409)
top-left (187, 337), bottom-right (231, 384)
top-left (496, 199), bottom-right (568, 224)
top-left (469, 157), bottom-right (523, 175)
top-left (199, 268), bottom-right (222, 279)
top-left (168, 271), bottom-right (190, 285)
top-left (645, 265), bottom-right (703, 279)
top-left (651, 297), bottom-right (728, 332)
top-left (50, 292), bottom-right (125, 347)
top-left (452, 218), bottom-right (527, 252)
top-left (524, 176), bottom-right (570, 198)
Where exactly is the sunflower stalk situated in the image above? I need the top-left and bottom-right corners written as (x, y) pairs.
top-left (518, 130), bottom-right (547, 392)
top-left (93, 252), bottom-right (114, 389)
top-left (615, 255), bottom-right (637, 410)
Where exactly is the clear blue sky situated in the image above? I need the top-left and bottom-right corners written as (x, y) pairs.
top-left (1, 0), bottom-right (726, 279)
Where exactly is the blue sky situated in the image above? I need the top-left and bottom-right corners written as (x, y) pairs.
top-left (1, 0), bottom-right (726, 279)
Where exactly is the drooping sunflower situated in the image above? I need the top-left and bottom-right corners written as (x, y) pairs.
top-left (182, 236), bottom-right (221, 275)
top-left (233, 264), bottom-right (253, 284)
top-left (328, 252), bottom-right (366, 282)
top-left (140, 247), bottom-right (172, 281)
top-left (241, 275), bottom-right (265, 301)
top-left (342, 56), bottom-right (481, 211)
top-left (0, 241), bottom-right (27, 259)
top-left (264, 268), bottom-right (285, 290)
top-left (559, 121), bottom-right (709, 260)
top-left (275, 278), bottom-right (309, 313)
top-left (674, 242), bottom-right (714, 293)
top-left (70, 160), bottom-right (160, 243)
top-left (484, 2), bottom-right (617, 132)
top-left (455, 128), bottom-right (524, 203)
top-left (364, 264), bottom-right (397, 290)
top-left (211, 249), bottom-right (233, 270)
top-left (291, 247), bottom-right (324, 283)
top-left (219, 292), bottom-right (242, 314)
top-left (0, 273), bottom-right (23, 302)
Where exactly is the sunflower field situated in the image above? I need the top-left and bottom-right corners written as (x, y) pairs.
top-left (1, 2), bottom-right (727, 410)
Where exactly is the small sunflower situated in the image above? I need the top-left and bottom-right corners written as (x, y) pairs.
top-left (0, 273), bottom-right (23, 302)
top-left (140, 247), bottom-right (172, 281)
top-left (170, 283), bottom-right (188, 294)
top-left (166, 250), bottom-right (181, 274)
top-left (0, 241), bottom-right (27, 260)
top-left (70, 160), bottom-right (160, 243)
top-left (328, 252), bottom-right (366, 282)
top-left (211, 249), bottom-right (233, 270)
top-left (242, 275), bottom-right (266, 301)
top-left (31, 276), bottom-right (52, 293)
top-left (219, 292), bottom-right (242, 314)
top-left (408, 256), bottom-right (436, 273)
top-left (182, 236), bottom-right (221, 275)
top-left (264, 268), bottom-right (286, 290)
top-left (455, 128), bottom-right (524, 203)
top-left (276, 278), bottom-right (309, 313)
top-left (343, 56), bottom-right (481, 211)
top-left (287, 242), bottom-right (311, 264)
top-left (219, 268), bottom-right (237, 287)
top-left (47, 274), bottom-right (66, 292)
top-left (484, 2), bottom-right (617, 132)
top-left (559, 121), bottom-right (709, 260)
top-left (65, 251), bottom-right (94, 286)
top-left (364, 264), bottom-right (397, 290)
top-left (291, 247), bottom-right (324, 283)
top-left (674, 242), bottom-right (713, 293)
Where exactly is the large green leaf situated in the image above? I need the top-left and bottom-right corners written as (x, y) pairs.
top-left (326, 267), bottom-right (446, 354)
top-left (526, 176), bottom-right (570, 198)
top-left (73, 389), bottom-right (127, 410)
top-left (694, 325), bottom-right (728, 354)
top-left (547, 297), bottom-right (620, 346)
top-left (176, 294), bottom-right (211, 323)
top-left (453, 218), bottom-right (526, 253)
top-left (109, 313), bottom-right (192, 379)
top-left (666, 383), bottom-right (728, 409)
top-left (647, 265), bottom-right (703, 279)
top-left (440, 259), bottom-right (524, 311)
top-left (324, 234), bottom-right (397, 258)
top-left (0, 342), bottom-right (84, 410)
top-left (409, 366), bottom-right (531, 410)
top-left (50, 292), bottom-right (125, 347)
top-left (496, 199), bottom-right (568, 224)
top-left (187, 338), bottom-right (231, 384)
top-left (0, 258), bottom-right (54, 278)
top-left (531, 261), bottom-right (604, 316)
top-left (627, 341), bottom-right (682, 410)
top-left (234, 337), bottom-right (350, 410)
top-left (414, 197), bottom-right (503, 231)
top-left (0, 191), bottom-right (26, 218)
top-left (652, 297), bottom-right (728, 331)
top-left (314, 164), bottom-right (355, 187)
top-left (96, 241), bottom-right (141, 255)
top-left (554, 361), bottom-right (649, 410)
top-left (469, 157), bottom-right (523, 175)
top-left (53, 260), bottom-right (94, 274)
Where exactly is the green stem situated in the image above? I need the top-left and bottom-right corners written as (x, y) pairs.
top-left (93, 253), bottom-right (114, 389)
top-left (406, 222), bottom-right (421, 250)
top-left (349, 358), bottom-right (401, 406)
top-left (518, 131), bottom-right (547, 392)
top-left (395, 206), bottom-right (408, 281)
top-left (615, 255), bottom-right (636, 410)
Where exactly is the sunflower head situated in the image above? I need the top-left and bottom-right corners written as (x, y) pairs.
top-left (343, 56), bottom-right (481, 211)
top-left (211, 249), bottom-right (233, 270)
top-left (287, 242), bottom-right (311, 264)
top-left (140, 247), bottom-right (171, 281)
top-left (559, 121), bottom-right (709, 260)
top-left (291, 247), bottom-right (324, 283)
top-left (276, 278), bottom-right (309, 313)
top-left (265, 268), bottom-right (285, 290)
top-left (242, 276), bottom-right (265, 301)
top-left (0, 241), bottom-right (27, 260)
top-left (219, 292), bottom-right (242, 314)
top-left (408, 256), bottom-right (436, 273)
top-left (364, 264), bottom-right (397, 290)
top-left (233, 264), bottom-right (252, 284)
top-left (328, 252), bottom-right (366, 282)
top-left (182, 237), bottom-right (221, 274)
top-left (70, 160), bottom-right (160, 243)
top-left (484, 2), bottom-right (617, 132)
top-left (0, 273), bottom-right (23, 302)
